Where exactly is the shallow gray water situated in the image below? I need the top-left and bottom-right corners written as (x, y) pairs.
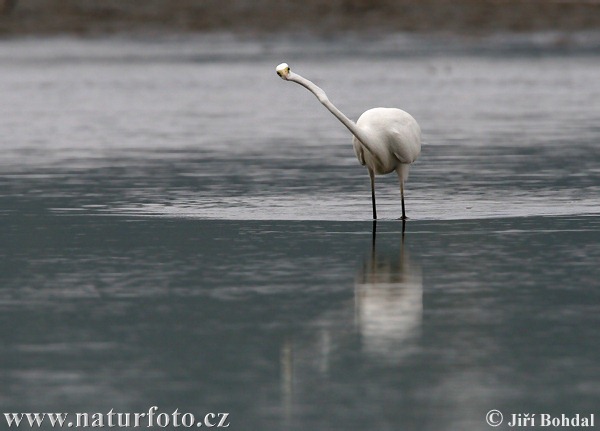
top-left (1, 36), bottom-right (599, 430)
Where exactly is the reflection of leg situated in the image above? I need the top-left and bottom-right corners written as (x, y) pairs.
top-left (371, 219), bottom-right (377, 253)
top-left (369, 169), bottom-right (377, 220)
top-left (400, 219), bottom-right (406, 268)
top-left (280, 338), bottom-right (293, 425)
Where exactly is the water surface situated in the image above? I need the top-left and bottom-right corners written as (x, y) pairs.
top-left (1, 36), bottom-right (599, 430)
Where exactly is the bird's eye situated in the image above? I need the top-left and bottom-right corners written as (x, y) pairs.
top-left (277, 71), bottom-right (281, 76)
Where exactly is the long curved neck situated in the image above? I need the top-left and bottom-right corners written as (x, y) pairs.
top-left (288, 72), bottom-right (378, 156)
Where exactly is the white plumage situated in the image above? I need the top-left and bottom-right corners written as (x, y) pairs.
top-left (276, 63), bottom-right (421, 220)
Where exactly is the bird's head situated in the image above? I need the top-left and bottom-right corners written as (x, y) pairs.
top-left (276, 63), bottom-right (291, 80)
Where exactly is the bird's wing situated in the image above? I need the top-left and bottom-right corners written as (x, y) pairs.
top-left (390, 127), bottom-right (421, 164)
top-left (393, 151), bottom-right (407, 163)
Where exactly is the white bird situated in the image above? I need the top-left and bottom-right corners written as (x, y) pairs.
top-left (276, 62), bottom-right (421, 220)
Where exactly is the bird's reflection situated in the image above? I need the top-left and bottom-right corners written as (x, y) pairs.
top-left (355, 220), bottom-right (423, 363)
top-left (279, 221), bottom-right (423, 423)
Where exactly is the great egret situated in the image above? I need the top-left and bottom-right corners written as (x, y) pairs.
top-left (276, 62), bottom-right (421, 220)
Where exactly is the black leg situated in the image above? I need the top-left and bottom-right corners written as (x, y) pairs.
top-left (400, 180), bottom-right (407, 220)
top-left (369, 169), bottom-right (377, 220)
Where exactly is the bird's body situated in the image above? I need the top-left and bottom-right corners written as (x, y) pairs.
top-left (276, 63), bottom-right (421, 220)
top-left (353, 107), bottom-right (421, 175)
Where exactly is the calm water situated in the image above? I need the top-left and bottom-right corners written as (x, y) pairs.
top-left (1, 36), bottom-right (600, 430)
